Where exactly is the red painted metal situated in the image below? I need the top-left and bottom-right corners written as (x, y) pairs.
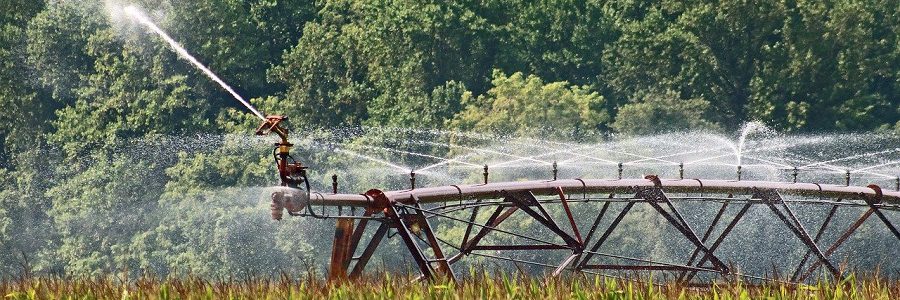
top-left (280, 178), bottom-right (900, 283)
top-left (300, 179), bottom-right (900, 207)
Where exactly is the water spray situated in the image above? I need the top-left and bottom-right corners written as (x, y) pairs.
top-left (122, 6), bottom-right (266, 121)
top-left (120, 5), bottom-right (312, 219)
top-left (120, 4), bottom-right (900, 278)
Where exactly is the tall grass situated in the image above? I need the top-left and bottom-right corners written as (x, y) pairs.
top-left (2, 272), bottom-right (896, 299)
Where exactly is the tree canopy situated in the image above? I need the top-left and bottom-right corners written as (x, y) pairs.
top-left (0, 0), bottom-right (897, 277)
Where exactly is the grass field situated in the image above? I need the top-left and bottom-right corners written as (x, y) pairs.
top-left (2, 272), bottom-right (897, 299)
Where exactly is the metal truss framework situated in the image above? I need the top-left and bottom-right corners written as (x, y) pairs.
top-left (280, 177), bottom-right (900, 283)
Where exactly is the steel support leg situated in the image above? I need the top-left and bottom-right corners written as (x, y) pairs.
top-left (329, 218), bottom-right (356, 281)
top-left (798, 208), bottom-right (874, 281)
top-left (576, 202), bottom-right (635, 269)
top-left (791, 202), bottom-right (840, 281)
top-left (681, 202), bottom-right (752, 283)
top-left (412, 200), bottom-right (455, 280)
top-left (571, 201), bottom-right (610, 269)
top-left (387, 205), bottom-right (437, 280)
top-left (639, 187), bottom-right (729, 273)
top-left (756, 189), bottom-right (842, 280)
top-left (504, 191), bottom-right (581, 247)
top-left (349, 223), bottom-right (389, 278)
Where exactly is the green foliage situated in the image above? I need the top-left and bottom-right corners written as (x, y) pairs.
top-left (748, 0), bottom-right (899, 131)
top-left (271, 0), bottom-right (496, 129)
top-left (0, 0), bottom-right (898, 278)
top-left (50, 28), bottom-right (211, 159)
top-left (452, 71), bottom-right (607, 138)
top-left (25, 1), bottom-right (104, 101)
top-left (612, 90), bottom-right (719, 135)
top-left (46, 156), bottom-right (164, 276)
top-left (497, 0), bottom-right (616, 86)
top-left (159, 0), bottom-right (314, 99)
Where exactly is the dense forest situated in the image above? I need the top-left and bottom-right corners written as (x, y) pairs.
top-left (0, 0), bottom-right (897, 277)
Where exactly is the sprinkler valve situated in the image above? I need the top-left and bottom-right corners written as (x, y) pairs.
top-left (270, 187), bottom-right (310, 220)
top-left (332, 174), bottom-right (338, 194)
top-left (552, 161), bottom-right (558, 180)
top-left (792, 167), bottom-right (799, 183)
top-left (257, 115), bottom-right (312, 220)
top-left (256, 115), bottom-right (309, 189)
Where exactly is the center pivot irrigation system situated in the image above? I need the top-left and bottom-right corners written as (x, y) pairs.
top-left (257, 117), bottom-right (900, 284)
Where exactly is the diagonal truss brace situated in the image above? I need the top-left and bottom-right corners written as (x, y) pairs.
top-left (575, 182), bottom-right (729, 275)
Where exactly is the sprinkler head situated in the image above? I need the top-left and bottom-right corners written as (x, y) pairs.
top-left (617, 162), bottom-right (624, 180)
top-left (791, 167), bottom-right (799, 183)
top-left (552, 161), bottom-right (558, 180)
top-left (332, 174), bottom-right (338, 194)
top-left (845, 170), bottom-right (851, 186)
top-left (736, 165), bottom-right (743, 181)
top-left (410, 170), bottom-right (417, 190)
top-left (678, 162), bottom-right (684, 180)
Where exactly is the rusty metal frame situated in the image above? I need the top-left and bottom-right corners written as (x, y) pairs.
top-left (299, 178), bottom-right (900, 283)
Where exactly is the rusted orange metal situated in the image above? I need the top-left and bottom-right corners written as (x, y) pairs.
top-left (328, 218), bottom-right (355, 281)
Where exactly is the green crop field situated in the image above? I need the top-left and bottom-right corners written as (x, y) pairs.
top-left (2, 273), bottom-right (897, 300)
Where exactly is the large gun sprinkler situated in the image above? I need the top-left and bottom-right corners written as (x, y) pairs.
top-left (256, 115), bottom-right (310, 220)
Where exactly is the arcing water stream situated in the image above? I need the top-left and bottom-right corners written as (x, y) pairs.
top-left (122, 6), bottom-right (267, 121)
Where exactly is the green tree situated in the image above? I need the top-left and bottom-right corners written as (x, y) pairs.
top-left (749, 0), bottom-right (899, 131)
top-left (42, 10), bottom-right (212, 275)
top-left (49, 28), bottom-right (210, 159)
top-left (611, 90), bottom-right (719, 135)
top-left (272, 0), bottom-right (496, 129)
top-left (497, 0), bottom-right (616, 87)
top-left (158, 0), bottom-right (315, 100)
top-left (452, 71), bottom-right (608, 139)
top-left (25, 1), bottom-right (104, 101)
top-left (602, 0), bottom-right (787, 128)
top-left (0, 0), bottom-right (57, 277)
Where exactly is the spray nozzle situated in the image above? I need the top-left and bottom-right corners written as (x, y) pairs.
top-left (256, 115), bottom-right (290, 144)
top-left (256, 115), bottom-right (308, 189)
